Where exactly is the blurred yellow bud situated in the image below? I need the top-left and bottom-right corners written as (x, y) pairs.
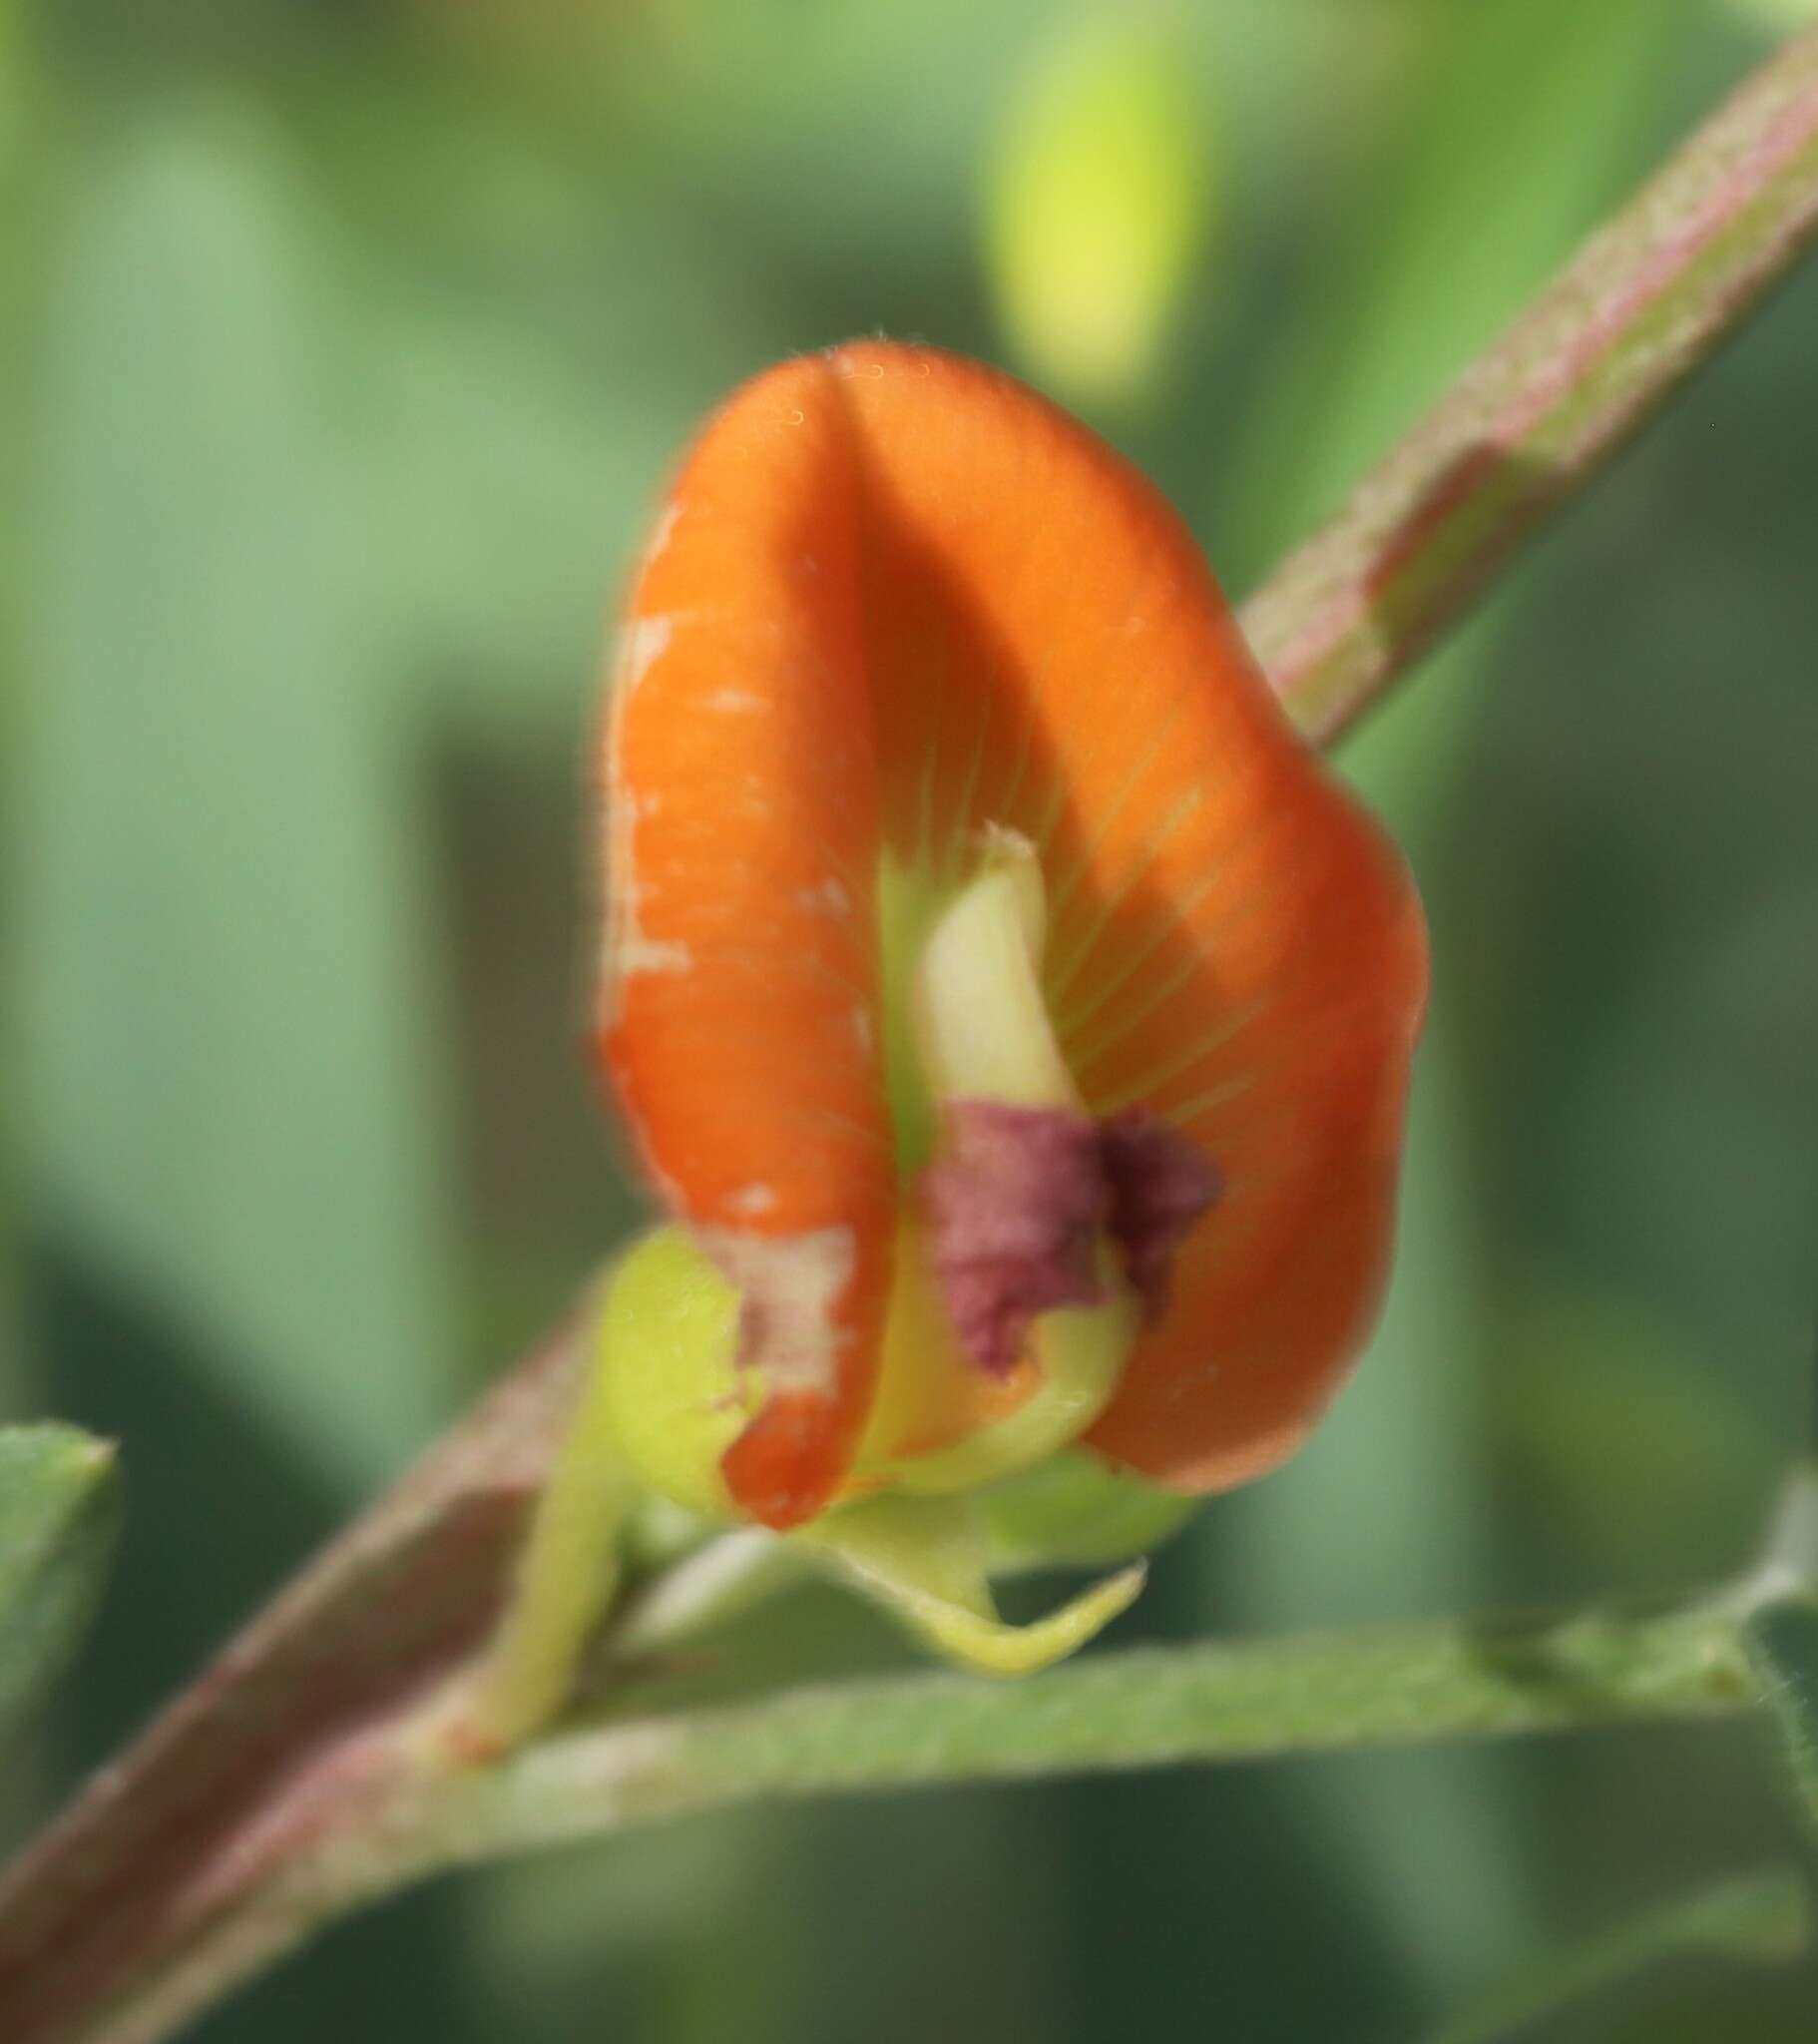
top-left (983, 6), bottom-right (1216, 405)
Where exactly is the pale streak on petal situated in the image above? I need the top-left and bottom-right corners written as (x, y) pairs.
top-left (644, 501), bottom-right (683, 567)
top-left (604, 624), bottom-right (692, 1014)
top-left (617, 615), bottom-right (675, 694)
top-left (616, 932), bottom-right (694, 975)
top-left (697, 1225), bottom-right (857, 1399)
top-left (797, 876), bottom-right (852, 916)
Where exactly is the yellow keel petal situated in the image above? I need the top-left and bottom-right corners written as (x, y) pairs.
top-left (795, 1490), bottom-right (1144, 1677)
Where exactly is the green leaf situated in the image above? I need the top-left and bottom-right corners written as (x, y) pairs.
top-left (17, 101), bottom-right (456, 1491)
top-left (0, 1423), bottom-right (121, 1753)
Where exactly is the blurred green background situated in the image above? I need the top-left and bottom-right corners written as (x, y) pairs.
top-left (5, 0), bottom-right (1818, 2037)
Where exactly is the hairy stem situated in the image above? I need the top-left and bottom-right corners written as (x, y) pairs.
top-left (1242, 24), bottom-right (1818, 747)
top-left (61, 1594), bottom-right (1772, 2044)
top-left (448, 1285), bottom-right (631, 1759)
top-left (408, 1600), bottom-right (1762, 1863)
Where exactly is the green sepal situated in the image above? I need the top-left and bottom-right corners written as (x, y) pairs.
top-left (979, 1449), bottom-right (1197, 1572)
top-left (793, 1489), bottom-right (1143, 1677)
top-left (597, 1226), bottom-right (748, 1522)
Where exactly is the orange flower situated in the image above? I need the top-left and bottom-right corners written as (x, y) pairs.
top-left (597, 341), bottom-right (1426, 1544)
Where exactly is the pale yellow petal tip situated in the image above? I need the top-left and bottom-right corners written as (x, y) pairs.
top-left (797, 1488), bottom-right (1145, 1677)
top-left (907, 1560), bottom-right (1147, 1678)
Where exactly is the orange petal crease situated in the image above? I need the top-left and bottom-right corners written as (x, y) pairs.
top-left (599, 342), bottom-right (1427, 1529)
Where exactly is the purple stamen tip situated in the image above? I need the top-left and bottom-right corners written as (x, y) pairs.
top-left (1098, 1108), bottom-right (1224, 1320)
top-left (922, 1102), bottom-right (1105, 1375)
top-left (922, 1100), bottom-right (1221, 1374)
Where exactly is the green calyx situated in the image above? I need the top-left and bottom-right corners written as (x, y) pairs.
top-left (597, 1225), bottom-right (750, 1521)
top-left (980, 1448), bottom-right (1198, 1571)
top-left (581, 1225), bottom-right (1154, 1675)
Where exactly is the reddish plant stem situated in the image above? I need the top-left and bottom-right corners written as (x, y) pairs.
top-left (0, 1323), bottom-right (585, 2044)
top-left (1244, 26), bottom-right (1818, 746)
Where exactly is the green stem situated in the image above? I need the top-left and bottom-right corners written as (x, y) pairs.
top-left (406, 1597), bottom-right (1761, 1869)
top-left (446, 1288), bottom-right (631, 1757)
top-left (404, 1602), bottom-right (1748, 1863)
top-left (1242, 24), bottom-right (1818, 747)
top-left (72, 1589), bottom-right (1767, 2044)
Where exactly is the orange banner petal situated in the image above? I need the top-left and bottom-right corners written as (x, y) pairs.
top-left (600, 341), bottom-right (1426, 1526)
